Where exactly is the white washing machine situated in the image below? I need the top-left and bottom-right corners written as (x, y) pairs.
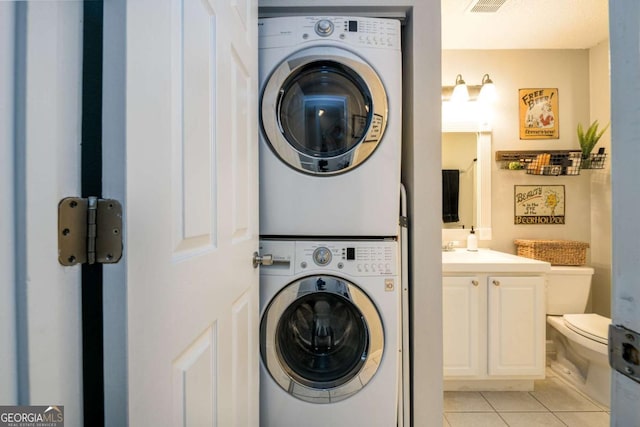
top-left (259, 238), bottom-right (401, 427)
top-left (259, 16), bottom-right (402, 237)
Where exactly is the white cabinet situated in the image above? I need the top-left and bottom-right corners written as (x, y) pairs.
top-left (487, 276), bottom-right (545, 377)
top-left (443, 276), bottom-right (482, 377)
top-left (443, 274), bottom-right (545, 384)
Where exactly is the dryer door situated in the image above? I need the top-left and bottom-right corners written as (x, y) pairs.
top-left (260, 47), bottom-right (388, 175)
top-left (260, 275), bottom-right (384, 403)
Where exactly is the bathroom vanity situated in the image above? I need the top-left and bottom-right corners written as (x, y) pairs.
top-left (442, 249), bottom-right (551, 391)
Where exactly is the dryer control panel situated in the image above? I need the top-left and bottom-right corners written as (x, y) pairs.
top-left (258, 16), bottom-right (400, 50)
top-left (259, 239), bottom-right (398, 277)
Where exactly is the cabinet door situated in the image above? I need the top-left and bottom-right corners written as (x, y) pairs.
top-left (443, 276), bottom-right (482, 377)
top-left (488, 276), bottom-right (545, 376)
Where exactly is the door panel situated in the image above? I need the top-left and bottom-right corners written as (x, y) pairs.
top-left (231, 292), bottom-right (253, 426)
top-left (172, 0), bottom-right (217, 253)
top-left (125, 0), bottom-right (259, 425)
top-left (443, 276), bottom-right (481, 377)
top-left (172, 327), bottom-right (216, 426)
top-left (230, 48), bottom-right (252, 240)
top-left (487, 276), bottom-right (544, 376)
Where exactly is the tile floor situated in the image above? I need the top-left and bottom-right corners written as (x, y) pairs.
top-left (443, 367), bottom-right (610, 427)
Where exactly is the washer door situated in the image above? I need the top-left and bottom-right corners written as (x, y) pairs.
top-left (261, 47), bottom-right (388, 175)
top-left (261, 275), bottom-right (384, 403)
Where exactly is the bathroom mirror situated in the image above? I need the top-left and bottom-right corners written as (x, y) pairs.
top-left (442, 102), bottom-right (492, 241)
top-left (442, 133), bottom-right (476, 230)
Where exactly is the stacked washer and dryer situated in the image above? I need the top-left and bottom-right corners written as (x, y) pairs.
top-left (258, 16), bottom-right (404, 427)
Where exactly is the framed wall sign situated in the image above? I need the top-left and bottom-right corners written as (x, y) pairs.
top-left (514, 185), bottom-right (565, 224)
top-left (519, 88), bottom-right (559, 139)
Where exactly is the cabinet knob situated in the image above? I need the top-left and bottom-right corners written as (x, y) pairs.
top-left (471, 280), bottom-right (479, 287)
top-left (492, 280), bottom-right (500, 286)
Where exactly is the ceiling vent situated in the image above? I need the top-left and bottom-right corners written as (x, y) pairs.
top-left (466, 0), bottom-right (508, 13)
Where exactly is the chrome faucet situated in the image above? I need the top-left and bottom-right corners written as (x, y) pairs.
top-left (442, 241), bottom-right (456, 252)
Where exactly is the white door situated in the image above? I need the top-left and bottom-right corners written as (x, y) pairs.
top-left (442, 276), bottom-right (481, 377)
top-left (0, 1), bottom-right (18, 404)
top-left (610, 2), bottom-right (640, 426)
top-left (1, 1), bottom-right (84, 423)
top-left (121, 0), bottom-right (259, 425)
top-left (487, 276), bottom-right (545, 377)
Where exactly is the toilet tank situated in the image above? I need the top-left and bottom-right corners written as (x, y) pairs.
top-left (546, 266), bottom-right (594, 315)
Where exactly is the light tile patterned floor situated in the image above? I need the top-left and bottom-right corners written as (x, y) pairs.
top-left (443, 368), bottom-right (610, 427)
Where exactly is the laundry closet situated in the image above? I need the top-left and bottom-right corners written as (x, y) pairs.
top-left (256, 15), bottom-right (404, 427)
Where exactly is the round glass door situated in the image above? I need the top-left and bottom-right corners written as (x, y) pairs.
top-left (261, 47), bottom-right (388, 175)
top-left (260, 275), bottom-right (384, 403)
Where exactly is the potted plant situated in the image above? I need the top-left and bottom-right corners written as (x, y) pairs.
top-left (577, 120), bottom-right (609, 168)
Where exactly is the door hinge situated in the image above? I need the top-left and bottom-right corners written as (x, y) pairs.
top-left (58, 197), bottom-right (123, 266)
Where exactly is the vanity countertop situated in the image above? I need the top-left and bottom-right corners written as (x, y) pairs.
top-left (442, 248), bottom-right (551, 273)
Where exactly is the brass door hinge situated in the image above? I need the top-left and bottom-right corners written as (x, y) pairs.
top-left (58, 197), bottom-right (123, 266)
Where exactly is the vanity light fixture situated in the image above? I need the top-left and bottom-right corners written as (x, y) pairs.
top-left (450, 74), bottom-right (469, 103)
top-left (478, 73), bottom-right (497, 103)
top-left (442, 73), bottom-right (497, 103)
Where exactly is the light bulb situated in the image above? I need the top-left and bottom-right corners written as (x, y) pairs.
top-left (451, 74), bottom-right (469, 103)
top-left (479, 74), bottom-right (497, 103)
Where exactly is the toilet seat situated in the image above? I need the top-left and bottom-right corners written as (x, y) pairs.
top-left (563, 313), bottom-right (610, 345)
top-left (547, 315), bottom-right (608, 355)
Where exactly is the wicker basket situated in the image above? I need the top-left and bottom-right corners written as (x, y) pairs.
top-left (514, 239), bottom-right (589, 266)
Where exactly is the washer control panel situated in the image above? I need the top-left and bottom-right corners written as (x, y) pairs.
top-left (259, 239), bottom-right (398, 276)
top-left (299, 241), bottom-right (397, 276)
top-left (258, 16), bottom-right (400, 50)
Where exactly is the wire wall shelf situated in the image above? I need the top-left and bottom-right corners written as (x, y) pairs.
top-left (496, 150), bottom-right (607, 176)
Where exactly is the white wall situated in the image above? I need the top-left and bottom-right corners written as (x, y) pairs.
top-left (442, 50), bottom-right (594, 254)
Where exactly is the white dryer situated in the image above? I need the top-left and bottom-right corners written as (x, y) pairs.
top-left (259, 16), bottom-right (402, 237)
top-left (259, 238), bottom-right (401, 427)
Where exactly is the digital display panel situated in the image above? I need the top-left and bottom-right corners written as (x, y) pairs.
top-left (346, 247), bottom-right (355, 260)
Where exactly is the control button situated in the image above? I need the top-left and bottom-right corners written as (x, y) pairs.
top-left (312, 247), bottom-right (332, 266)
top-left (364, 264), bottom-right (369, 272)
top-left (315, 19), bottom-right (334, 37)
top-left (385, 263), bottom-right (390, 270)
top-left (339, 33), bottom-right (345, 40)
top-left (357, 264), bottom-right (362, 272)
top-left (378, 263), bottom-right (384, 271)
top-left (302, 33), bottom-right (309, 39)
top-left (372, 264), bottom-right (376, 272)
top-left (337, 262), bottom-right (344, 269)
top-left (301, 261), bottom-right (307, 269)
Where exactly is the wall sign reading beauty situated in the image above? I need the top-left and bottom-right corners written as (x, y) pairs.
top-left (519, 88), bottom-right (559, 139)
top-left (514, 185), bottom-right (565, 224)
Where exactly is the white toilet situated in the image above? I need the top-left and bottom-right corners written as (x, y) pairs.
top-left (546, 266), bottom-right (611, 407)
